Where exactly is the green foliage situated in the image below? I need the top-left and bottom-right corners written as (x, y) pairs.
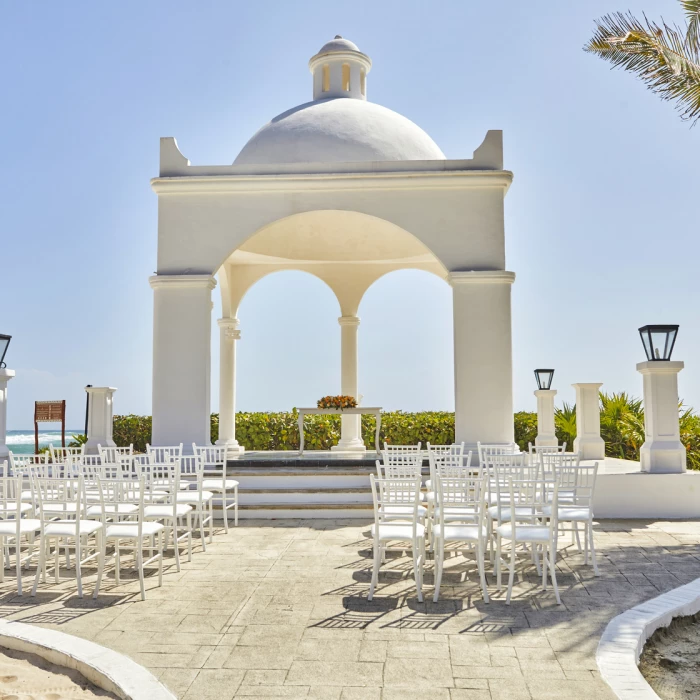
top-left (68, 433), bottom-right (88, 448)
top-left (113, 414), bottom-right (152, 453)
top-left (554, 402), bottom-right (577, 451)
top-left (514, 411), bottom-right (538, 451)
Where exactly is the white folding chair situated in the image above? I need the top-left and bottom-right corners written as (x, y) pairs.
top-left (0, 465), bottom-right (41, 596)
top-left (31, 476), bottom-right (105, 599)
top-left (432, 474), bottom-right (489, 603)
top-left (177, 455), bottom-right (214, 548)
top-left (495, 477), bottom-right (560, 605)
top-left (193, 444), bottom-right (239, 530)
top-left (368, 475), bottom-right (425, 602)
top-left (99, 477), bottom-right (164, 601)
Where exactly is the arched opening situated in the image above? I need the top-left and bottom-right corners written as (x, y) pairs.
top-left (358, 270), bottom-right (453, 412)
top-left (322, 64), bottom-right (330, 92)
top-left (341, 63), bottom-right (351, 91)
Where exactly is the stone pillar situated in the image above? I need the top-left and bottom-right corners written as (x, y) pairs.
top-left (573, 383), bottom-right (605, 459)
top-left (534, 389), bottom-right (558, 447)
top-left (450, 271), bottom-right (516, 448)
top-left (150, 274), bottom-right (215, 448)
top-left (85, 386), bottom-right (117, 455)
top-left (332, 315), bottom-right (365, 452)
top-left (217, 317), bottom-right (243, 452)
top-left (0, 369), bottom-right (15, 460)
top-left (637, 360), bottom-right (686, 473)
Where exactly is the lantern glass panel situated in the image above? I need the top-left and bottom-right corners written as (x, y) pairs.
top-left (638, 325), bottom-right (678, 361)
top-left (534, 369), bottom-right (554, 390)
top-left (0, 335), bottom-right (10, 368)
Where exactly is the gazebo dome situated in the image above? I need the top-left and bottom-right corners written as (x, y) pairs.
top-left (233, 36), bottom-right (445, 165)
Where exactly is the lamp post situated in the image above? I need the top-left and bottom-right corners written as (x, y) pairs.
top-left (534, 369), bottom-right (558, 447)
top-left (637, 325), bottom-right (686, 473)
top-left (0, 335), bottom-right (13, 459)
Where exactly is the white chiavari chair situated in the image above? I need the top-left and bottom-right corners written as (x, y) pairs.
top-left (177, 455), bottom-right (214, 549)
top-left (368, 475), bottom-right (425, 602)
top-left (495, 477), bottom-right (560, 605)
top-left (432, 474), bottom-right (489, 603)
top-left (193, 444), bottom-right (239, 531)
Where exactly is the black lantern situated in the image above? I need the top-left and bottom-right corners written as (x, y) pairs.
top-left (0, 335), bottom-right (10, 369)
top-left (638, 325), bottom-right (679, 361)
top-left (534, 369), bottom-right (554, 390)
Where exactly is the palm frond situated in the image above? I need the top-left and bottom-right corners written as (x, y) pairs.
top-left (682, 0), bottom-right (700, 52)
top-left (584, 10), bottom-right (700, 124)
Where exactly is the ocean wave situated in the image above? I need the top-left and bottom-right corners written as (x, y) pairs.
top-left (6, 433), bottom-right (73, 445)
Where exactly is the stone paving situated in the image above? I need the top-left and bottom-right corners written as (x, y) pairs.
top-left (0, 518), bottom-right (699, 699)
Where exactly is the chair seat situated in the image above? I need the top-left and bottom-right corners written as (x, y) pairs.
top-left (87, 503), bottom-right (139, 516)
top-left (45, 520), bottom-right (103, 537)
top-left (0, 518), bottom-right (41, 536)
top-left (370, 522), bottom-right (425, 542)
top-left (542, 505), bottom-right (592, 521)
top-left (144, 504), bottom-right (192, 518)
top-left (433, 523), bottom-right (487, 541)
top-left (488, 505), bottom-right (538, 522)
top-left (496, 523), bottom-right (551, 543)
top-left (0, 503), bottom-right (34, 516)
top-left (380, 505), bottom-right (427, 519)
top-left (202, 478), bottom-right (239, 490)
top-left (176, 491), bottom-right (214, 504)
top-left (106, 522), bottom-right (164, 539)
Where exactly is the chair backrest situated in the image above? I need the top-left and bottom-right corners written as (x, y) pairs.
top-left (433, 474), bottom-right (485, 529)
top-left (556, 462), bottom-right (598, 507)
top-left (180, 455), bottom-right (204, 488)
top-left (146, 444), bottom-right (183, 464)
top-left (0, 462), bottom-right (21, 513)
top-left (138, 459), bottom-right (180, 509)
top-left (381, 451), bottom-right (423, 479)
top-left (477, 442), bottom-right (520, 468)
top-left (9, 452), bottom-right (47, 472)
top-left (505, 477), bottom-right (559, 534)
top-left (95, 477), bottom-right (145, 534)
top-left (49, 445), bottom-right (85, 463)
top-left (98, 444), bottom-right (133, 464)
top-left (32, 475), bottom-right (87, 525)
top-left (426, 442), bottom-right (465, 457)
top-left (539, 451), bottom-right (581, 478)
top-left (193, 444), bottom-right (228, 475)
top-left (383, 442), bottom-right (421, 453)
top-left (431, 451), bottom-right (474, 478)
top-left (370, 475), bottom-right (422, 537)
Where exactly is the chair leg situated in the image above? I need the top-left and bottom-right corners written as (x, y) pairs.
top-left (54, 539), bottom-right (60, 584)
top-left (198, 508), bottom-right (206, 552)
top-left (433, 538), bottom-right (444, 603)
top-left (158, 532), bottom-right (164, 587)
top-left (542, 545), bottom-right (548, 590)
top-left (209, 499), bottom-right (214, 543)
top-left (93, 530), bottom-right (104, 599)
top-left (114, 538), bottom-right (121, 585)
top-left (573, 522), bottom-right (582, 552)
top-left (14, 537), bottom-right (22, 596)
top-left (368, 540), bottom-right (381, 601)
top-left (75, 537), bottom-right (83, 599)
top-left (588, 520), bottom-right (599, 576)
top-left (548, 543), bottom-right (561, 604)
top-left (413, 540), bottom-right (423, 603)
top-left (186, 514), bottom-right (193, 562)
top-left (136, 545), bottom-right (145, 601)
top-left (583, 521), bottom-right (589, 565)
top-left (496, 536), bottom-right (502, 592)
top-left (477, 540), bottom-right (489, 603)
top-left (222, 487), bottom-right (229, 534)
top-left (172, 522), bottom-right (181, 572)
top-left (506, 541), bottom-right (516, 605)
top-left (31, 536), bottom-right (46, 597)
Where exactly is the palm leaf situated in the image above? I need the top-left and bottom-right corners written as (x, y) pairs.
top-left (584, 9), bottom-right (700, 124)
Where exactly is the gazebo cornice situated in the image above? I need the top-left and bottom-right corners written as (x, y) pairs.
top-left (150, 169), bottom-right (513, 195)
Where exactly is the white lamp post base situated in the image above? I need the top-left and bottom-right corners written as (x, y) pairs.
top-left (331, 437), bottom-right (367, 452)
top-left (534, 389), bottom-right (558, 447)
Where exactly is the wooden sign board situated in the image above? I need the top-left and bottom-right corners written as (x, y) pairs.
top-left (34, 400), bottom-right (66, 454)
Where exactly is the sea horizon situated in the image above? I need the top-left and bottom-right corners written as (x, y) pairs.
top-left (5, 429), bottom-right (84, 455)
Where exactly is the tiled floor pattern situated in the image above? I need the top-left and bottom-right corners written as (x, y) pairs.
top-left (0, 519), bottom-right (699, 699)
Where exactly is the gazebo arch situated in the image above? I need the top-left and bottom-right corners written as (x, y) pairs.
top-left (149, 36), bottom-right (515, 451)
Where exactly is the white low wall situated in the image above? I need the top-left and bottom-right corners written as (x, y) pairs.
top-left (593, 472), bottom-right (700, 519)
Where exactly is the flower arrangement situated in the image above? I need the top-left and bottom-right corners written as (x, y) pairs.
top-left (317, 395), bottom-right (357, 410)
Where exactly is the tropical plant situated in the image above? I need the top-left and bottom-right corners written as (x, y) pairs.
top-left (554, 402), bottom-right (578, 450)
top-left (584, 1), bottom-right (700, 124)
top-left (68, 433), bottom-right (88, 448)
top-left (317, 395), bottom-right (357, 409)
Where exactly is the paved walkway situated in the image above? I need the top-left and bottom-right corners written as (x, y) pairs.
top-left (1, 519), bottom-right (699, 699)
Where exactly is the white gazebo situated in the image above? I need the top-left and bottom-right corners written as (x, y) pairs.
top-left (149, 36), bottom-right (515, 452)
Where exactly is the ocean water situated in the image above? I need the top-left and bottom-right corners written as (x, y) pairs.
top-left (5, 429), bottom-right (83, 455)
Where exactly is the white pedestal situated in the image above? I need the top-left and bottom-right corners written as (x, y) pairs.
top-left (534, 389), bottom-right (558, 447)
top-left (85, 386), bottom-right (117, 455)
top-left (637, 360), bottom-right (686, 473)
top-left (573, 383), bottom-right (605, 460)
top-left (0, 369), bottom-right (15, 460)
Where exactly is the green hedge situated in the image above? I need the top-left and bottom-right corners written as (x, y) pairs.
top-left (111, 394), bottom-right (700, 470)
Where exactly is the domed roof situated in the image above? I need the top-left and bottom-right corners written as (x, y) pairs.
top-left (234, 98), bottom-right (445, 165)
top-left (317, 35), bottom-right (360, 54)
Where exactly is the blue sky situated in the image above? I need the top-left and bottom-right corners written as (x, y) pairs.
top-left (1, 0), bottom-right (698, 430)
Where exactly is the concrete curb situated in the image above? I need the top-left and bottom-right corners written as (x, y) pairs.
top-left (0, 618), bottom-right (176, 700)
top-left (597, 576), bottom-right (700, 700)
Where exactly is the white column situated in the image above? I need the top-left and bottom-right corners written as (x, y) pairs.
top-left (0, 369), bottom-right (15, 460)
top-left (534, 389), bottom-right (558, 447)
top-left (332, 315), bottom-right (365, 452)
top-left (637, 360), bottom-right (686, 473)
top-left (150, 274), bottom-right (215, 448)
top-left (217, 317), bottom-right (243, 452)
top-left (573, 383), bottom-right (605, 459)
top-left (85, 386), bottom-right (116, 455)
top-left (450, 271), bottom-right (516, 448)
